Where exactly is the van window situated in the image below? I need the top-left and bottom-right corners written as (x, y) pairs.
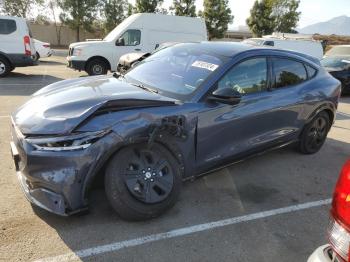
top-left (264, 41), bottom-right (274, 46)
top-left (0, 19), bottom-right (17, 35)
top-left (273, 58), bottom-right (307, 88)
top-left (218, 57), bottom-right (268, 95)
top-left (119, 30), bottom-right (141, 46)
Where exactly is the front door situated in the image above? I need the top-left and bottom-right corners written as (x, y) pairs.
top-left (195, 56), bottom-right (304, 172)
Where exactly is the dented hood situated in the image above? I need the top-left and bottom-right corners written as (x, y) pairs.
top-left (13, 76), bottom-right (177, 135)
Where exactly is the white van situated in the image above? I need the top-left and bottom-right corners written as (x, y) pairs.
top-left (243, 37), bottom-right (324, 60)
top-left (67, 13), bottom-right (207, 75)
top-left (0, 15), bottom-right (36, 77)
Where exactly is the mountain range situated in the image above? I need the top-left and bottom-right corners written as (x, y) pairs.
top-left (299, 15), bottom-right (350, 35)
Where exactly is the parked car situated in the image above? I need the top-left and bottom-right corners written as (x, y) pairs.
top-left (324, 45), bottom-right (350, 57)
top-left (0, 15), bottom-right (36, 77)
top-left (11, 42), bottom-right (340, 221)
top-left (33, 39), bottom-right (52, 61)
top-left (67, 13), bottom-right (207, 76)
top-left (117, 42), bottom-right (177, 74)
top-left (321, 56), bottom-right (350, 94)
top-left (243, 37), bottom-right (324, 60)
top-left (308, 160), bottom-right (350, 262)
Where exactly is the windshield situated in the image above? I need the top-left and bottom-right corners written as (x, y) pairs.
top-left (326, 46), bottom-right (350, 56)
top-left (124, 43), bottom-right (227, 99)
top-left (321, 57), bottom-right (350, 69)
top-left (104, 16), bottom-right (134, 42)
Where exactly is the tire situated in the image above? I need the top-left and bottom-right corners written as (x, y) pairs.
top-left (105, 143), bottom-right (182, 221)
top-left (0, 57), bottom-right (11, 77)
top-left (86, 59), bottom-right (108, 76)
top-left (298, 111), bottom-right (330, 154)
top-left (33, 52), bottom-right (40, 62)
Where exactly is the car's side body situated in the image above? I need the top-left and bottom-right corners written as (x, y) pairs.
top-left (322, 56), bottom-right (350, 94)
top-left (10, 43), bottom-right (341, 216)
top-left (33, 39), bottom-right (52, 60)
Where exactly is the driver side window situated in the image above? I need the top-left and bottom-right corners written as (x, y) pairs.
top-left (119, 30), bottom-right (141, 46)
top-left (218, 57), bottom-right (268, 95)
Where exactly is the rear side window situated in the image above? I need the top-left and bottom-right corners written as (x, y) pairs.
top-left (273, 58), bottom-right (307, 88)
top-left (305, 64), bottom-right (317, 78)
top-left (0, 19), bottom-right (17, 35)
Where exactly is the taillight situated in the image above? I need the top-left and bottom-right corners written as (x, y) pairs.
top-left (23, 36), bottom-right (31, 56)
top-left (329, 160), bottom-right (350, 261)
top-left (43, 44), bottom-right (50, 48)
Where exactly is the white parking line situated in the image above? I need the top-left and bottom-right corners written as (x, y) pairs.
top-left (34, 198), bottom-right (331, 262)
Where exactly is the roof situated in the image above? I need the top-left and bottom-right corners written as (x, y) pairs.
top-left (179, 41), bottom-right (320, 65)
top-left (195, 41), bottom-right (255, 57)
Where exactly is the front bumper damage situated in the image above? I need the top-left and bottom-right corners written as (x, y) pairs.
top-left (10, 122), bottom-right (123, 216)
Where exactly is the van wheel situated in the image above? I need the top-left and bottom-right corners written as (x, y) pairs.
top-left (298, 111), bottom-right (330, 154)
top-left (105, 143), bottom-right (182, 221)
top-left (86, 59), bottom-right (108, 75)
top-left (0, 57), bottom-right (11, 77)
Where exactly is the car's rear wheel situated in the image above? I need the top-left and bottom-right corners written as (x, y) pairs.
top-left (86, 59), bottom-right (108, 75)
top-left (105, 143), bottom-right (182, 221)
top-left (33, 52), bottom-right (40, 62)
top-left (0, 57), bottom-right (11, 77)
top-left (298, 111), bottom-right (330, 154)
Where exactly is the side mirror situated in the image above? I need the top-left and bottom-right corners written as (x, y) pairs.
top-left (208, 87), bottom-right (242, 105)
top-left (116, 38), bottom-right (125, 46)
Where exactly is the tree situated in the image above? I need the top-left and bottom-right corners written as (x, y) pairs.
top-left (48, 0), bottom-right (64, 46)
top-left (272, 0), bottom-right (300, 33)
top-left (1, 0), bottom-right (43, 18)
top-left (247, 0), bottom-right (300, 37)
top-left (59, 0), bottom-right (100, 42)
top-left (202, 0), bottom-right (233, 40)
top-left (34, 14), bottom-right (50, 25)
top-left (127, 3), bottom-right (134, 16)
top-left (246, 0), bottom-right (274, 37)
top-left (135, 0), bottom-right (163, 13)
top-left (170, 0), bottom-right (196, 17)
top-left (103, 0), bottom-right (127, 33)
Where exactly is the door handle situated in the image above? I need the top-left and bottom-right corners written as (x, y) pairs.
top-left (135, 48), bottom-right (141, 51)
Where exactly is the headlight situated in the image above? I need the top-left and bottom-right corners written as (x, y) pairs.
top-left (26, 130), bottom-right (110, 151)
top-left (72, 48), bottom-right (82, 56)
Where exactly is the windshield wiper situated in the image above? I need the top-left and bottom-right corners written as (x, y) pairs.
top-left (130, 82), bottom-right (158, 94)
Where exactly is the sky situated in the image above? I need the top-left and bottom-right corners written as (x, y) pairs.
top-left (129, 0), bottom-right (350, 29)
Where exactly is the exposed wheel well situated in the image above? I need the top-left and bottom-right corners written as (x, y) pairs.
top-left (86, 56), bottom-right (111, 71)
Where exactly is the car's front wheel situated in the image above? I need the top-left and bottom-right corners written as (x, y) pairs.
top-left (86, 59), bottom-right (108, 75)
top-left (105, 143), bottom-right (182, 221)
top-left (298, 111), bottom-right (330, 154)
top-left (33, 52), bottom-right (40, 62)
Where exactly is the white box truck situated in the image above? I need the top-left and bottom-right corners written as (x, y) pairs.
top-left (67, 13), bottom-right (207, 75)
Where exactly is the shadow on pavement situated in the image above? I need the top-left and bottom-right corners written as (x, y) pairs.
top-left (31, 136), bottom-right (350, 262)
top-left (0, 73), bottom-right (63, 96)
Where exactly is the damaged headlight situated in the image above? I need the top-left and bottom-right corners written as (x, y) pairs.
top-left (26, 130), bottom-right (110, 151)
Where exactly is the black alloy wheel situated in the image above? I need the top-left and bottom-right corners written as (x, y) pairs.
top-left (299, 111), bottom-right (330, 154)
top-left (105, 143), bottom-right (181, 221)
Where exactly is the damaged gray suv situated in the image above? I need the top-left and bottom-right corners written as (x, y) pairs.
top-left (10, 42), bottom-right (341, 220)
